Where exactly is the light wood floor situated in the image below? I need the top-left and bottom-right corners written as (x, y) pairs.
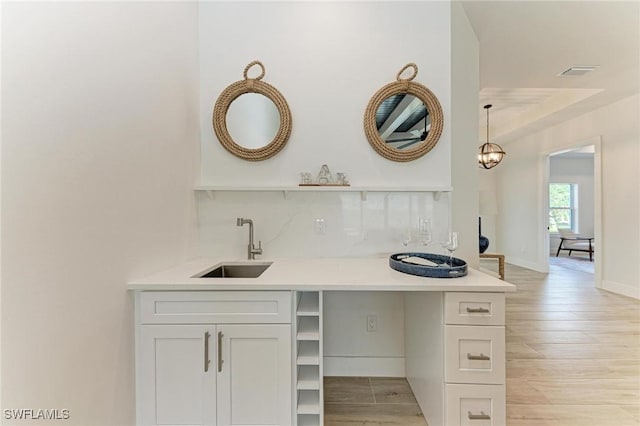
top-left (504, 261), bottom-right (640, 426)
top-left (324, 376), bottom-right (427, 425)
top-left (324, 262), bottom-right (640, 426)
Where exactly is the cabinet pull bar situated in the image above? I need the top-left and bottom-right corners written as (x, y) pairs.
top-left (467, 352), bottom-right (491, 361)
top-left (217, 331), bottom-right (224, 372)
top-left (204, 331), bottom-right (211, 372)
top-left (466, 307), bottom-right (490, 313)
top-left (468, 411), bottom-right (491, 420)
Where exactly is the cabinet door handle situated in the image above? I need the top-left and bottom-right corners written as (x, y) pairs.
top-left (204, 331), bottom-right (211, 372)
top-left (217, 331), bottom-right (224, 372)
top-left (468, 411), bottom-right (491, 420)
top-left (467, 352), bottom-right (491, 361)
top-left (466, 307), bottom-right (490, 313)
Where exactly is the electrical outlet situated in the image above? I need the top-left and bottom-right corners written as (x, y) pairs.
top-left (366, 315), bottom-right (377, 332)
top-left (314, 218), bottom-right (326, 235)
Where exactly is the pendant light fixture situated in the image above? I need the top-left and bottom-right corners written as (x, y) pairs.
top-left (478, 104), bottom-right (505, 169)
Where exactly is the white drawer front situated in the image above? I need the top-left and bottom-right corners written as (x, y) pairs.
top-left (445, 325), bottom-right (505, 384)
top-left (445, 292), bottom-right (505, 326)
top-left (139, 291), bottom-right (292, 324)
top-left (445, 384), bottom-right (505, 426)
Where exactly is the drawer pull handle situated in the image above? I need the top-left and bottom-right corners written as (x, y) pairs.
top-left (217, 331), bottom-right (224, 372)
top-left (204, 331), bottom-right (211, 372)
top-left (466, 307), bottom-right (490, 313)
top-left (468, 411), bottom-right (491, 420)
top-left (467, 352), bottom-right (491, 361)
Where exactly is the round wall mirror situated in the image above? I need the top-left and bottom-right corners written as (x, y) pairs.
top-left (375, 94), bottom-right (430, 151)
top-left (226, 93), bottom-right (281, 149)
top-left (213, 61), bottom-right (292, 161)
top-left (364, 63), bottom-right (443, 162)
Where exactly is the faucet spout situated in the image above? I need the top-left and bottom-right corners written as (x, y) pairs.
top-left (236, 217), bottom-right (262, 260)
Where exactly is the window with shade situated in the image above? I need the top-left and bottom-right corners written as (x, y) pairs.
top-left (549, 183), bottom-right (578, 233)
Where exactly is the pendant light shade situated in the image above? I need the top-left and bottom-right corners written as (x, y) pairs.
top-left (478, 104), bottom-right (505, 169)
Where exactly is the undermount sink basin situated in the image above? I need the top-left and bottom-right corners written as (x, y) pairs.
top-left (195, 262), bottom-right (273, 279)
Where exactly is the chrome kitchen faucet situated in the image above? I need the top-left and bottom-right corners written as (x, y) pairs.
top-left (236, 218), bottom-right (262, 260)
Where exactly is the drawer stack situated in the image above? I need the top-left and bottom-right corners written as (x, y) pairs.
top-left (444, 292), bottom-right (506, 426)
top-left (294, 291), bottom-right (323, 426)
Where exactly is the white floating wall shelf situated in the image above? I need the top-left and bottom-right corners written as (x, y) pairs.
top-left (194, 186), bottom-right (452, 201)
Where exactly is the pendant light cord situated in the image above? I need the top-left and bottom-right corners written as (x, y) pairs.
top-left (484, 104), bottom-right (492, 144)
top-left (486, 106), bottom-right (489, 143)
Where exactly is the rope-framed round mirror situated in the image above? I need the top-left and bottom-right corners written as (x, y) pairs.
top-left (213, 61), bottom-right (292, 161)
top-left (364, 63), bottom-right (443, 162)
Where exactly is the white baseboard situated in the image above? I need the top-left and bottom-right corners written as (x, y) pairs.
top-left (505, 256), bottom-right (548, 273)
top-left (323, 356), bottom-right (405, 377)
top-left (601, 280), bottom-right (640, 300)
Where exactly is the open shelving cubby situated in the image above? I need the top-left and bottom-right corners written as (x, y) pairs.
top-left (296, 317), bottom-right (320, 340)
top-left (296, 341), bottom-right (320, 365)
top-left (294, 291), bottom-right (323, 426)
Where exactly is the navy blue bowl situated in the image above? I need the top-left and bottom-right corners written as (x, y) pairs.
top-left (389, 252), bottom-right (468, 278)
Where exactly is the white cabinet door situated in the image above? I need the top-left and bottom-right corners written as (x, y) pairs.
top-left (217, 324), bottom-right (292, 426)
top-left (138, 325), bottom-right (216, 426)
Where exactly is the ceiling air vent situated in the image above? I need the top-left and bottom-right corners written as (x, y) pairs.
top-left (559, 66), bottom-right (599, 76)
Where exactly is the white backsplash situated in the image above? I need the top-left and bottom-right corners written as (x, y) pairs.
top-left (196, 191), bottom-right (451, 259)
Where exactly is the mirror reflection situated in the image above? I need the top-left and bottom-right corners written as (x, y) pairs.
top-left (376, 94), bottom-right (430, 151)
top-left (226, 93), bottom-right (281, 149)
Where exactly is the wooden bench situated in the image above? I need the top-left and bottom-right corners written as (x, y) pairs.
top-left (556, 236), bottom-right (594, 262)
top-left (479, 253), bottom-right (505, 280)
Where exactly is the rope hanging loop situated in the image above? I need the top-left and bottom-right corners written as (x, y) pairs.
top-left (396, 63), bottom-right (418, 82)
top-left (243, 60), bottom-right (266, 81)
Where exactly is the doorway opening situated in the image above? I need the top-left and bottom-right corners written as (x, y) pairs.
top-left (542, 138), bottom-right (602, 286)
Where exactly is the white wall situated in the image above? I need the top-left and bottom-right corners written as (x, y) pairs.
top-left (495, 94), bottom-right (639, 298)
top-left (196, 1), bottom-right (459, 375)
top-left (451, 1), bottom-right (480, 268)
top-left (324, 291), bottom-right (406, 376)
top-left (549, 156), bottom-right (595, 252)
top-left (0, 1), bottom-right (3, 410)
top-left (1, 3), bottom-right (199, 424)
top-left (198, 1), bottom-right (451, 188)
top-left (478, 172), bottom-right (499, 254)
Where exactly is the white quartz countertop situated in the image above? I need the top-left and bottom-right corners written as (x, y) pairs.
top-left (128, 257), bottom-right (516, 292)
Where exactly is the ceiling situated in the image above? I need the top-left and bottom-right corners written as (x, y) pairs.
top-left (461, 1), bottom-right (640, 145)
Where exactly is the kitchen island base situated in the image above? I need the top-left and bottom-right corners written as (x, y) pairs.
top-left (133, 289), bottom-right (506, 426)
top-left (130, 258), bottom-right (513, 426)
